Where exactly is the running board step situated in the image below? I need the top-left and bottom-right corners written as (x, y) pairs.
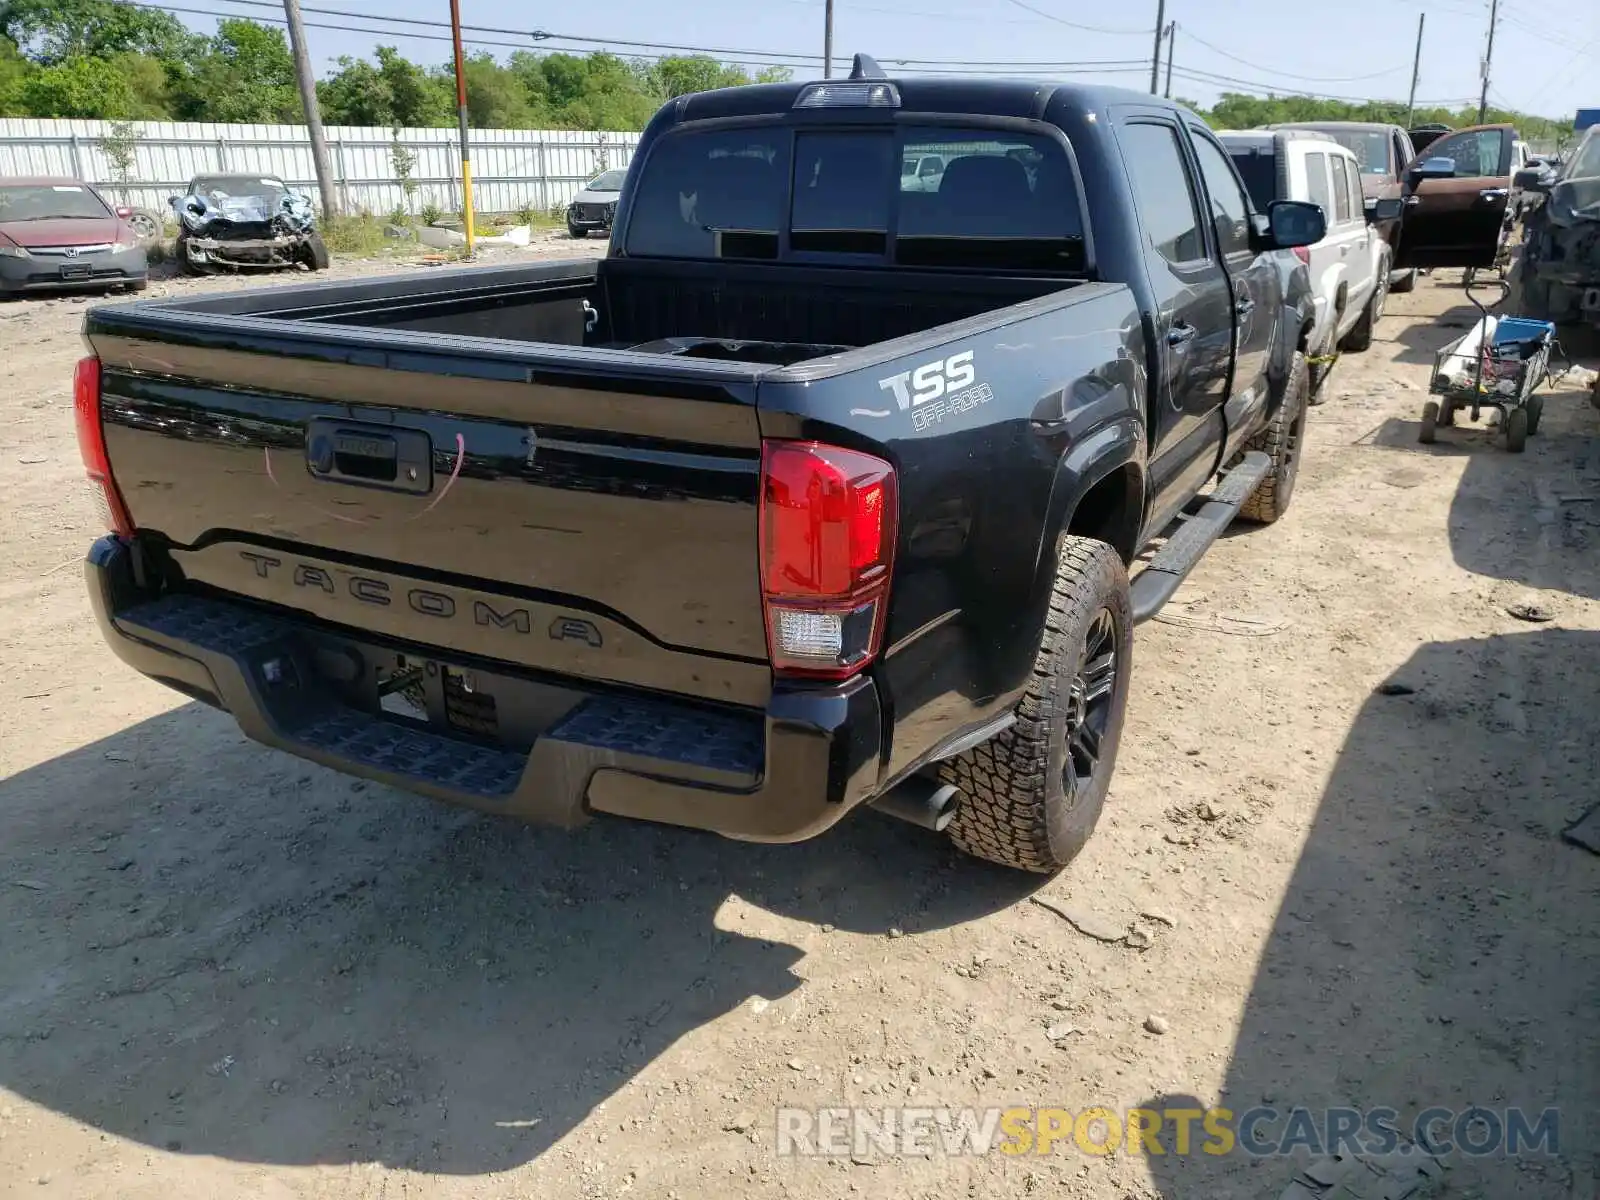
top-left (1129, 451), bottom-right (1270, 624)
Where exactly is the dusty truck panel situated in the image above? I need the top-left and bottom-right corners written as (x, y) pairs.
top-left (75, 63), bottom-right (1326, 873)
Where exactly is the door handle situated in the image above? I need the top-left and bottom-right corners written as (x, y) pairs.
top-left (1340, 245), bottom-right (1349, 256)
top-left (1404, 195), bottom-right (1421, 206)
top-left (1235, 298), bottom-right (1255, 317)
top-left (1479, 188), bottom-right (1509, 202)
top-left (1166, 322), bottom-right (1197, 348)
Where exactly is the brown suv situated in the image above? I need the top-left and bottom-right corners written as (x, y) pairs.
top-left (1265, 121), bottom-right (1419, 291)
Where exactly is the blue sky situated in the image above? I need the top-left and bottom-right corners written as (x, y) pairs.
top-left (177, 0), bottom-right (1595, 120)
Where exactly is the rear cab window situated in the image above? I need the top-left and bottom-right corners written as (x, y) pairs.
top-left (624, 123), bottom-right (1088, 273)
top-left (1228, 147), bottom-right (1279, 211)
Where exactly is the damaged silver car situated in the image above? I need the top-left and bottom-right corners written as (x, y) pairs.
top-left (1511, 125), bottom-right (1600, 330)
top-left (170, 174), bottom-right (330, 275)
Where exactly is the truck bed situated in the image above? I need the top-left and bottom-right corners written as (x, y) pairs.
top-left (154, 257), bottom-right (1074, 363)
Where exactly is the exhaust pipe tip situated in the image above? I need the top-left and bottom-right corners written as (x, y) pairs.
top-left (871, 778), bottom-right (961, 833)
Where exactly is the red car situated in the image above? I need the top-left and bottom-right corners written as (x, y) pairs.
top-left (0, 175), bottom-right (150, 297)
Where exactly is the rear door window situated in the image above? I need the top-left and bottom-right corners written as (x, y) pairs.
top-left (1305, 152), bottom-right (1332, 222)
top-left (1330, 155), bottom-right (1353, 223)
top-left (1426, 128), bottom-right (1508, 177)
top-left (1119, 121), bottom-right (1206, 264)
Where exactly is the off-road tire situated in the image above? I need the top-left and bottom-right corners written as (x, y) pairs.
top-left (1390, 267), bottom-right (1418, 294)
top-left (1237, 350), bottom-right (1310, 524)
top-left (126, 278), bottom-right (149, 293)
top-left (567, 222), bottom-right (587, 239)
top-left (1340, 259), bottom-right (1389, 352)
top-left (1505, 406), bottom-right (1529, 452)
top-left (303, 233), bottom-right (331, 271)
top-left (940, 537), bottom-right (1132, 874)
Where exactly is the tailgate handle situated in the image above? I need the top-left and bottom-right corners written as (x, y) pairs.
top-left (306, 419), bottom-right (433, 495)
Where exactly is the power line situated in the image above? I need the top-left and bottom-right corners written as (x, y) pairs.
top-left (1169, 64), bottom-right (1472, 107)
top-left (1174, 25), bottom-right (1411, 83)
top-left (138, 0), bottom-right (1160, 68)
top-left (996, 0), bottom-right (1149, 37)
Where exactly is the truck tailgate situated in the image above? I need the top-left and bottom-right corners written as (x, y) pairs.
top-left (89, 325), bottom-right (771, 707)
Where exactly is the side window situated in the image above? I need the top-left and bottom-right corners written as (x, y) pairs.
top-left (1346, 164), bottom-right (1363, 222)
top-left (1189, 133), bottom-right (1253, 257)
top-left (1120, 122), bottom-right (1206, 265)
top-left (1305, 151), bottom-right (1332, 225)
top-left (1426, 129), bottom-right (1506, 177)
top-left (1330, 155), bottom-right (1353, 223)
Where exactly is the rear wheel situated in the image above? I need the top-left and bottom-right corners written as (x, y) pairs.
top-left (1390, 267), bottom-right (1418, 293)
top-left (1526, 394), bottom-right (1544, 435)
top-left (1505, 406), bottom-right (1529, 452)
top-left (940, 537), bottom-right (1132, 874)
top-left (1238, 350), bottom-right (1310, 524)
top-left (1340, 260), bottom-right (1390, 352)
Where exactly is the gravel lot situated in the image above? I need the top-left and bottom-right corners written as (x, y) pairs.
top-left (1, 253), bottom-right (1597, 1200)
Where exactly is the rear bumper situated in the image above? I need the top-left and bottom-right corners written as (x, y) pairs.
top-left (86, 537), bottom-right (883, 842)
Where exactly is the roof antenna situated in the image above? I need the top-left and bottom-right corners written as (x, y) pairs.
top-left (849, 54), bottom-right (886, 80)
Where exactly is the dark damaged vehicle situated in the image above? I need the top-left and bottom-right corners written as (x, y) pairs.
top-left (171, 173), bottom-right (329, 275)
top-left (1511, 124), bottom-right (1600, 330)
top-left (74, 61), bottom-right (1326, 873)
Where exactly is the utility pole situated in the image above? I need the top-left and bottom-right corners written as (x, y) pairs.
top-left (1163, 22), bottom-right (1176, 98)
top-left (1149, 0), bottom-right (1166, 94)
top-left (282, 0), bottom-right (338, 218)
top-left (448, 0), bottom-right (475, 257)
top-left (823, 0), bottom-right (834, 78)
top-left (1477, 0), bottom-right (1498, 123)
top-left (1405, 12), bottom-right (1425, 126)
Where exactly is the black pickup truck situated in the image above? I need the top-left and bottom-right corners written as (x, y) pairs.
top-left (75, 60), bottom-right (1324, 873)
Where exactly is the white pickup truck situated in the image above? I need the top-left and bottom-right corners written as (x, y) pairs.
top-left (1221, 129), bottom-right (1400, 384)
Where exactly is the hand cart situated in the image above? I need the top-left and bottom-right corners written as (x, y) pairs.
top-left (1420, 277), bottom-right (1556, 453)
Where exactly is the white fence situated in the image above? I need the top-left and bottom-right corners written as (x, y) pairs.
top-left (0, 119), bottom-right (642, 216)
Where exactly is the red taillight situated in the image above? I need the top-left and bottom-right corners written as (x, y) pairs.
top-left (759, 440), bottom-right (897, 680)
top-left (73, 355), bottom-right (134, 536)
top-left (1292, 245), bottom-right (1311, 266)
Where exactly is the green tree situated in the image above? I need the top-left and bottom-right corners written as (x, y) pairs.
top-left (318, 44), bottom-right (451, 127)
top-left (17, 53), bottom-right (134, 116)
top-left (0, 34), bottom-right (32, 109)
top-left (451, 51), bottom-right (535, 128)
top-left (646, 54), bottom-right (749, 100)
top-left (171, 19), bottom-right (297, 123)
top-left (0, 0), bottom-right (195, 63)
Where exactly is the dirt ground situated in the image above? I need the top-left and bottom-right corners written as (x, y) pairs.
top-left (1, 255), bottom-right (1597, 1200)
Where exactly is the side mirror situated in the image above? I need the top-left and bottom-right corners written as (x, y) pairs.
top-left (1265, 199), bottom-right (1326, 250)
top-left (1369, 197), bottom-right (1404, 222)
top-left (114, 205), bottom-right (133, 219)
top-left (1412, 156), bottom-right (1456, 180)
top-left (167, 195), bottom-right (180, 209)
top-left (1513, 167), bottom-right (1550, 191)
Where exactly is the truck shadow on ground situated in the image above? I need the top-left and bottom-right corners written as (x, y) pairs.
top-left (1135, 625), bottom-right (1600, 1199)
top-left (0, 709), bottom-right (1036, 1174)
top-left (1385, 301), bottom-right (1483, 367)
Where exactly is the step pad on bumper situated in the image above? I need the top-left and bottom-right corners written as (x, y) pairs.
top-left (114, 592), bottom-right (765, 808)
